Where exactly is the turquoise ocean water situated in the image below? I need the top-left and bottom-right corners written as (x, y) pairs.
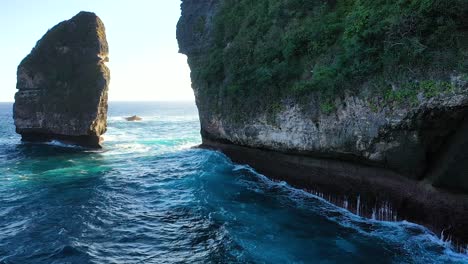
top-left (0, 102), bottom-right (467, 263)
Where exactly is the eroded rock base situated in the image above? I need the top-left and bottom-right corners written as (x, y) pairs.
top-left (201, 138), bottom-right (468, 253)
top-left (21, 132), bottom-right (102, 148)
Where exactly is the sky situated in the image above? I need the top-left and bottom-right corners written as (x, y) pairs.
top-left (0, 0), bottom-right (193, 102)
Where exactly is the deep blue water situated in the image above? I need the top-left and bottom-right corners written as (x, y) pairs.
top-left (0, 102), bottom-right (467, 264)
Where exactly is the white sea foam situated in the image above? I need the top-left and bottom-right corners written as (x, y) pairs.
top-left (49, 140), bottom-right (86, 149)
top-left (227, 160), bottom-right (468, 258)
top-left (105, 143), bottom-right (151, 155)
top-left (23, 140), bottom-right (86, 150)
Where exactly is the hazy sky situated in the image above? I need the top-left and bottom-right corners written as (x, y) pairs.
top-left (0, 0), bottom-right (193, 102)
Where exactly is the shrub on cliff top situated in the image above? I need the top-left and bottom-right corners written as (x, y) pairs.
top-left (196, 0), bottom-right (467, 115)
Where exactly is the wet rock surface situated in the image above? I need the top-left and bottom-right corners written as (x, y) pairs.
top-left (13, 11), bottom-right (110, 148)
top-left (201, 139), bottom-right (468, 252)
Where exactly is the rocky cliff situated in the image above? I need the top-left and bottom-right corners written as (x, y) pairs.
top-left (178, 0), bottom-right (468, 251)
top-left (14, 11), bottom-right (110, 148)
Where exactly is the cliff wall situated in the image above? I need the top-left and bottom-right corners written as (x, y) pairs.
top-left (178, 0), bottom-right (468, 249)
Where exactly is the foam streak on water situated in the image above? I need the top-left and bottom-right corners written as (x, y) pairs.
top-left (0, 102), bottom-right (467, 264)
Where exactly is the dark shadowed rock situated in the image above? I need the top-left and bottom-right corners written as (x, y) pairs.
top-left (13, 11), bottom-right (110, 148)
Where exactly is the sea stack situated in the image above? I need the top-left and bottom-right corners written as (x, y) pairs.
top-left (13, 11), bottom-right (110, 148)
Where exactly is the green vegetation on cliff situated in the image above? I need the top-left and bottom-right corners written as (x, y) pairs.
top-left (195, 0), bottom-right (467, 114)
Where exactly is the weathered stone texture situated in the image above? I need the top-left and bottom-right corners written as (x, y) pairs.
top-left (177, 0), bottom-right (468, 193)
top-left (14, 11), bottom-right (110, 148)
top-left (178, 0), bottom-right (468, 248)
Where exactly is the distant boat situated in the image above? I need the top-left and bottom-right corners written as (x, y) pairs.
top-left (125, 115), bottom-right (142, 121)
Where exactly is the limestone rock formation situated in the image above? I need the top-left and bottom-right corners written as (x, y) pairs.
top-left (178, 0), bottom-right (468, 249)
top-left (13, 11), bottom-right (110, 148)
top-left (177, 0), bottom-right (468, 191)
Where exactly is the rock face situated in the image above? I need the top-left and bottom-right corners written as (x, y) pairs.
top-left (178, 0), bottom-right (468, 250)
top-left (14, 11), bottom-right (110, 148)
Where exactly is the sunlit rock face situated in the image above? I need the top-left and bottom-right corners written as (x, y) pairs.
top-left (14, 11), bottom-right (110, 148)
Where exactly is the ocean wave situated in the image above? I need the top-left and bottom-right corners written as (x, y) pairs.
top-left (228, 162), bottom-right (468, 261)
top-left (3, 102), bottom-right (467, 263)
top-left (104, 143), bottom-right (152, 155)
top-left (19, 140), bottom-right (87, 150)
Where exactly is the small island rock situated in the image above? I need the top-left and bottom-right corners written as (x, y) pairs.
top-left (13, 11), bottom-right (110, 148)
top-left (125, 115), bottom-right (142, 121)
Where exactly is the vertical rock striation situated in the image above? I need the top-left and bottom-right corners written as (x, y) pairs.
top-left (14, 11), bottom-right (110, 148)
